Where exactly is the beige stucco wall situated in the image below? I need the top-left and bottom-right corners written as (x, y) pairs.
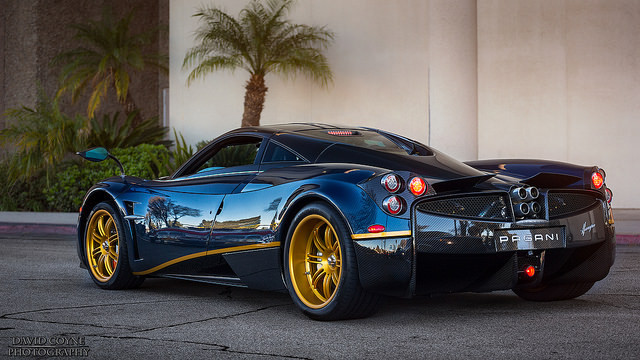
top-left (478, 0), bottom-right (639, 208)
top-left (428, 0), bottom-right (478, 160)
top-left (171, 0), bottom-right (637, 207)
top-left (170, 0), bottom-right (433, 145)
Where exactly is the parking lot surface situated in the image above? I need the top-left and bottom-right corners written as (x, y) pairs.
top-left (1, 234), bottom-right (638, 359)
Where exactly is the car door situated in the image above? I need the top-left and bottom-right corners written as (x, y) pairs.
top-left (127, 135), bottom-right (266, 275)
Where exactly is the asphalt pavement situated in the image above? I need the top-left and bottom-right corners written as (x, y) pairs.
top-left (0, 233), bottom-right (638, 359)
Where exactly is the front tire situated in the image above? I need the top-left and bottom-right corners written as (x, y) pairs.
top-left (84, 202), bottom-right (144, 289)
top-left (513, 281), bottom-right (595, 301)
top-left (284, 202), bottom-right (379, 320)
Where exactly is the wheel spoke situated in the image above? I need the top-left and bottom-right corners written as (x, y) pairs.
top-left (311, 267), bottom-right (325, 288)
top-left (97, 216), bottom-right (106, 237)
top-left (306, 253), bottom-right (323, 265)
top-left (312, 228), bottom-right (327, 252)
top-left (104, 217), bottom-right (114, 233)
top-left (91, 247), bottom-right (101, 258)
top-left (324, 226), bottom-right (334, 252)
top-left (332, 272), bottom-right (339, 286)
top-left (104, 255), bottom-right (113, 275)
top-left (306, 256), bottom-right (322, 264)
top-left (91, 233), bottom-right (102, 244)
top-left (322, 272), bottom-right (332, 297)
top-left (108, 234), bottom-right (118, 245)
top-left (97, 254), bottom-right (106, 273)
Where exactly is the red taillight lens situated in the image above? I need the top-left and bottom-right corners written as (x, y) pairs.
top-left (367, 225), bottom-right (386, 233)
top-left (525, 266), bottom-right (536, 277)
top-left (605, 188), bottom-right (613, 203)
top-left (409, 177), bottom-right (427, 196)
top-left (381, 173), bottom-right (402, 193)
top-left (383, 196), bottom-right (404, 215)
top-left (591, 172), bottom-right (604, 189)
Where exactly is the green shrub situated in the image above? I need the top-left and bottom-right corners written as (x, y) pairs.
top-left (0, 89), bottom-right (87, 184)
top-left (88, 111), bottom-right (173, 149)
top-left (0, 162), bottom-right (49, 211)
top-left (44, 144), bottom-right (169, 212)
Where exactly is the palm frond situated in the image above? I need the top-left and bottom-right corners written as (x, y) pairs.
top-left (182, 0), bottom-right (334, 126)
top-left (51, 6), bottom-right (167, 117)
top-left (185, 55), bottom-right (244, 85)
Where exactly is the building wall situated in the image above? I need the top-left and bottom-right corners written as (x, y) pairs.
top-left (170, 0), bottom-right (637, 208)
top-left (0, 0), bottom-right (167, 129)
top-left (170, 0), bottom-right (433, 146)
top-left (478, 0), bottom-right (640, 208)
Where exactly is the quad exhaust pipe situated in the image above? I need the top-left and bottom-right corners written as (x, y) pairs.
top-left (511, 186), bottom-right (541, 218)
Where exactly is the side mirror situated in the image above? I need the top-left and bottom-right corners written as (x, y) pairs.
top-left (77, 147), bottom-right (109, 162)
top-left (76, 147), bottom-right (125, 176)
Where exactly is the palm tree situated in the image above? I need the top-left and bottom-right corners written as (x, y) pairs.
top-left (183, 0), bottom-right (334, 127)
top-left (53, 7), bottom-right (167, 125)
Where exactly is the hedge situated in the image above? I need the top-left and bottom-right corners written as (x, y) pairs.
top-left (43, 144), bottom-right (170, 212)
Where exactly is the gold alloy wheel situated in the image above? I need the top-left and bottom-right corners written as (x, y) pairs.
top-left (289, 214), bottom-right (342, 309)
top-left (86, 209), bottom-right (119, 282)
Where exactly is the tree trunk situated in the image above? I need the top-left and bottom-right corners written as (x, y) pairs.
top-left (241, 74), bottom-right (268, 127)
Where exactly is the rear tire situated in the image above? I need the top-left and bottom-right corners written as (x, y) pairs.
top-left (513, 281), bottom-right (594, 301)
top-left (284, 202), bottom-right (380, 320)
top-left (84, 202), bottom-right (144, 289)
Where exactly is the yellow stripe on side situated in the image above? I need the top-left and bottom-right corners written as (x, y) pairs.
top-left (132, 242), bottom-right (281, 276)
top-left (351, 231), bottom-right (412, 240)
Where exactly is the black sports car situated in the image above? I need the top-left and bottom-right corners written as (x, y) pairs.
top-left (76, 123), bottom-right (615, 320)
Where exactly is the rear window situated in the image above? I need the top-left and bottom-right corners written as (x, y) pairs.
top-left (302, 129), bottom-right (408, 155)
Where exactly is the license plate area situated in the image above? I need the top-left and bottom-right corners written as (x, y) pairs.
top-left (495, 227), bottom-right (566, 252)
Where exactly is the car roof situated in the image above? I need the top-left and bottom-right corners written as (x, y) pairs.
top-left (229, 122), bottom-right (365, 135)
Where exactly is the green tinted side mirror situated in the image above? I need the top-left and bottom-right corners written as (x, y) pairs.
top-left (76, 147), bottom-right (125, 176)
top-left (77, 147), bottom-right (109, 162)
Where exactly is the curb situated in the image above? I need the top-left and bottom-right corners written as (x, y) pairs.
top-left (0, 223), bottom-right (76, 236)
top-left (616, 234), bottom-right (640, 245)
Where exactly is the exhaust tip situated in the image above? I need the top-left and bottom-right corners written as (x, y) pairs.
top-left (514, 202), bottom-right (530, 217)
top-left (512, 187), bottom-right (527, 200)
top-left (529, 201), bottom-right (541, 213)
top-left (527, 187), bottom-right (539, 200)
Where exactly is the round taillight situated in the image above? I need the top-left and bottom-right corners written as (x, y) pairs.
top-left (605, 188), bottom-right (613, 204)
top-left (592, 172), bottom-right (604, 189)
top-left (409, 177), bottom-right (427, 196)
top-left (383, 196), bottom-right (404, 215)
top-left (525, 265), bottom-right (536, 277)
top-left (381, 173), bottom-right (402, 193)
top-left (367, 225), bottom-right (386, 233)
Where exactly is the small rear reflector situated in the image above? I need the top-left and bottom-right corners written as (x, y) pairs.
top-left (367, 225), bottom-right (386, 233)
top-left (525, 266), bottom-right (536, 277)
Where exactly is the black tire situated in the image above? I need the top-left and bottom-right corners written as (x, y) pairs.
top-left (283, 202), bottom-right (380, 320)
top-left (84, 202), bottom-right (144, 289)
top-left (513, 281), bottom-right (595, 302)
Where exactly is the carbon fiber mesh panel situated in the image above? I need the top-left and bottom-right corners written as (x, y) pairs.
top-left (547, 192), bottom-right (600, 219)
top-left (416, 194), bottom-right (512, 221)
